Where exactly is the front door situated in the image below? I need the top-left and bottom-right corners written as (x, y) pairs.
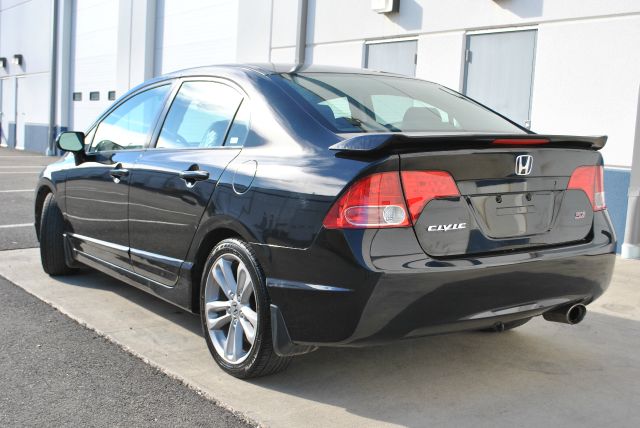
top-left (128, 80), bottom-right (248, 285)
top-left (463, 30), bottom-right (537, 128)
top-left (65, 83), bottom-right (172, 270)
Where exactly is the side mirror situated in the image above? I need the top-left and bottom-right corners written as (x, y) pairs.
top-left (56, 131), bottom-right (85, 153)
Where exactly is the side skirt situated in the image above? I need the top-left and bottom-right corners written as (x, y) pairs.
top-left (65, 234), bottom-right (193, 312)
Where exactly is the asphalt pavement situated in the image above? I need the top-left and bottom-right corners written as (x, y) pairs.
top-left (0, 147), bottom-right (56, 250)
top-left (2, 146), bottom-right (639, 427)
top-left (0, 276), bottom-right (252, 427)
top-left (2, 246), bottom-right (639, 427)
top-left (0, 147), bottom-right (252, 427)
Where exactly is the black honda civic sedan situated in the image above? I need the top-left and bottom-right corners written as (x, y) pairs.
top-left (36, 64), bottom-right (615, 378)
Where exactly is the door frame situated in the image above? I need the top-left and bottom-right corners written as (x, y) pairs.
top-left (363, 36), bottom-right (419, 74)
top-left (0, 77), bottom-right (19, 148)
top-left (14, 76), bottom-right (22, 149)
top-left (0, 78), bottom-right (4, 147)
top-left (462, 27), bottom-right (538, 129)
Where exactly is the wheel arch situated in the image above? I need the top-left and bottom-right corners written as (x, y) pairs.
top-left (189, 226), bottom-right (247, 313)
top-left (34, 181), bottom-right (56, 241)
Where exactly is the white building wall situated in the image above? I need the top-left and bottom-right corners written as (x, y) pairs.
top-left (154, 0), bottom-right (239, 75)
top-left (236, 0), bottom-right (273, 63)
top-left (0, 0), bottom-right (52, 151)
top-left (307, 0), bottom-right (639, 44)
top-left (71, 0), bottom-right (119, 130)
top-left (531, 15), bottom-right (640, 167)
top-left (269, 0), bottom-right (300, 63)
top-left (300, 0), bottom-right (640, 168)
top-left (0, 0), bottom-right (51, 74)
top-left (415, 32), bottom-right (465, 91)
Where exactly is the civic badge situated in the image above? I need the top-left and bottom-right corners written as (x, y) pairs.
top-left (515, 155), bottom-right (533, 176)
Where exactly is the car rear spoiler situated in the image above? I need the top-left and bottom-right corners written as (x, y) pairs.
top-left (329, 133), bottom-right (607, 154)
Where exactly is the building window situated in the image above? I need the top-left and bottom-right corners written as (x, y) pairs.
top-left (108, 91), bottom-right (116, 101)
top-left (89, 91), bottom-right (100, 101)
top-left (72, 92), bottom-right (82, 101)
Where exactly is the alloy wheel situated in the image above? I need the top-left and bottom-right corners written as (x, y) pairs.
top-left (204, 253), bottom-right (258, 364)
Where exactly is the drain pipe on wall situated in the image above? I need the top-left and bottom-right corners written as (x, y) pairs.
top-left (622, 86), bottom-right (640, 259)
top-left (290, 0), bottom-right (309, 72)
top-left (46, 0), bottom-right (59, 156)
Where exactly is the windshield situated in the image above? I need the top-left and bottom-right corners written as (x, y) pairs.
top-left (278, 72), bottom-right (525, 134)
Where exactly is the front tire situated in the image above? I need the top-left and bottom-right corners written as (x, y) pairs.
top-left (39, 193), bottom-right (75, 276)
top-left (200, 238), bottom-right (291, 378)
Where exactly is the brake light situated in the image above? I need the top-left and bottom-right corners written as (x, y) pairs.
top-left (401, 171), bottom-right (460, 223)
top-left (322, 172), bottom-right (410, 229)
top-left (567, 165), bottom-right (606, 211)
top-left (323, 170), bottom-right (460, 229)
top-left (492, 138), bottom-right (550, 146)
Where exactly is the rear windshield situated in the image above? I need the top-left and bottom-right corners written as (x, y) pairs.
top-left (278, 72), bottom-right (524, 134)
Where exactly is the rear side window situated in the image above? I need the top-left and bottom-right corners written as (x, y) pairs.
top-left (156, 81), bottom-right (243, 149)
top-left (90, 85), bottom-right (170, 152)
top-left (224, 100), bottom-right (250, 147)
top-left (278, 73), bottom-right (524, 134)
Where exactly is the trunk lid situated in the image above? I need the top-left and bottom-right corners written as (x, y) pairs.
top-left (330, 133), bottom-right (606, 257)
top-left (402, 148), bottom-right (599, 257)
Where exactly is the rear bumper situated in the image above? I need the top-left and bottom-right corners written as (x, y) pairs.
top-left (255, 211), bottom-right (616, 349)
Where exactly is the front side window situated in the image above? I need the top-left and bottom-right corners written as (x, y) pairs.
top-left (90, 85), bottom-right (170, 152)
top-left (278, 73), bottom-right (524, 135)
top-left (156, 81), bottom-right (243, 149)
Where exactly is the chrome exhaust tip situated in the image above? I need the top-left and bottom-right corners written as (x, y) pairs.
top-left (543, 303), bottom-right (587, 325)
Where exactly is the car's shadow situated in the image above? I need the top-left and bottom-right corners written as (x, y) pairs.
top-left (57, 268), bottom-right (640, 427)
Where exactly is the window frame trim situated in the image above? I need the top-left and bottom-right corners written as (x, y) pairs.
top-left (84, 79), bottom-right (175, 154)
top-left (147, 76), bottom-right (251, 152)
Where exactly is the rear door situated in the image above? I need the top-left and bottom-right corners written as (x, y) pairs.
top-left (65, 83), bottom-right (172, 270)
top-left (128, 79), bottom-right (249, 285)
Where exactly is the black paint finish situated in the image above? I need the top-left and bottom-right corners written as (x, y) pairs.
top-left (65, 150), bottom-right (142, 270)
top-left (36, 64), bottom-right (616, 349)
top-left (128, 147), bottom-right (241, 285)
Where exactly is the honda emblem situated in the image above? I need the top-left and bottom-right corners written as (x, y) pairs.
top-left (515, 155), bottom-right (533, 176)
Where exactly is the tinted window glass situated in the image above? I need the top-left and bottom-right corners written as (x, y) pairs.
top-left (156, 81), bottom-right (243, 149)
top-left (224, 100), bottom-right (250, 147)
top-left (90, 85), bottom-right (169, 152)
top-left (278, 73), bottom-right (524, 134)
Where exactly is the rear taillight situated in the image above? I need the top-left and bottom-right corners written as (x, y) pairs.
top-left (323, 170), bottom-right (460, 229)
top-left (567, 165), bottom-right (606, 211)
top-left (400, 171), bottom-right (460, 223)
top-left (322, 172), bottom-right (410, 229)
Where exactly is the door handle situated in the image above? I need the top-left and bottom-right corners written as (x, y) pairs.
top-left (109, 165), bottom-right (129, 182)
top-left (110, 168), bottom-right (129, 178)
top-left (179, 170), bottom-right (209, 182)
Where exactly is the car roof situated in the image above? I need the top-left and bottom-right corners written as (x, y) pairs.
top-left (126, 63), bottom-right (425, 96)
top-left (164, 63), bottom-right (409, 79)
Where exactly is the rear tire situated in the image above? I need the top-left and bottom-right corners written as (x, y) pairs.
top-left (200, 238), bottom-right (291, 378)
top-left (480, 317), bottom-right (531, 332)
top-left (39, 193), bottom-right (75, 276)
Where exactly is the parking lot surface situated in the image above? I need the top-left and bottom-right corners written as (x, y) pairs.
top-left (0, 276), bottom-right (252, 428)
top-left (1, 248), bottom-right (639, 427)
top-left (1, 146), bottom-right (639, 427)
top-left (0, 147), bottom-right (252, 427)
top-left (0, 148), bottom-right (59, 250)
